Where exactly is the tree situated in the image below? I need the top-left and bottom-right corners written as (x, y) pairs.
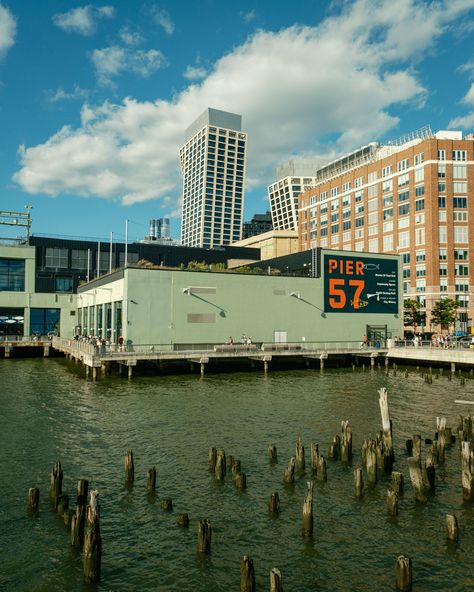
top-left (403, 298), bottom-right (425, 333)
top-left (430, 298), bottom-right (458, 332)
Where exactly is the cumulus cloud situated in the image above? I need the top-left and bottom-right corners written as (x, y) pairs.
top-left (53, 5), bottom-right (115, 36)
top-left (241, 9), bottom-right (256, 23)
top-left (149, 6), bottom-right (174, 35)
top-left (119, 26), bottom-right (144, 46)
top-left (0, 4), bottom-right (16, 59)
top-left (183, 65), bottom-right (207, 81)
top-left (14, 0), bottom-right (474, 205)
top-left (91, 46), bottom-right (167, 86)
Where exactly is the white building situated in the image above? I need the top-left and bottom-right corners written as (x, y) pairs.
top-left (180, 108), bottom-right (247, 248)
top-left (267, 158), bottom-right (321, 231)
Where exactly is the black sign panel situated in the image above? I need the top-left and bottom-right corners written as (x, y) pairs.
top-left (323, 253), bottom-right (398, 314)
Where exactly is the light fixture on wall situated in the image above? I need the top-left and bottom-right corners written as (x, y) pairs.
top-left (290, 291), bottom-right (301, 299)
top-left (182, 288), bottom-right (190, 295)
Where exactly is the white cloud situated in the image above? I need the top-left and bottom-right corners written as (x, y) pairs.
top-left (242, 9), bottom-right (256, 23)
top-left (52, 5), bottom-right (115, 36)
top-left (46, 85), bottom-right (90, 104)
top-left (91, 46), bottom-right (167, 86)
top-left (183, 65), bottom-right (207, 81)
top-left (0, 4), bottom-right (16, 59)
top-left (14, 0), bottom-right (474, 205)
top-left (150, 6), bottom-right (174, 35)
top-left (119, 26), bottom-right (144, 46)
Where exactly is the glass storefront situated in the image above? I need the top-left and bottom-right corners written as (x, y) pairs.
top-left (0, 308), bottom-right (25, 337)
top-left (30, 308), bottom-right (60, 336)
top-left (0, 259), bottom-right (25, 292)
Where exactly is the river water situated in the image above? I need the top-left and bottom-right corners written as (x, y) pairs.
top-left (0, 358), bottom-right (473, 591)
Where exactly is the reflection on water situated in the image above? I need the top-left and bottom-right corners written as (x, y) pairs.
top-left (1, 358), bottom-right (474, 591)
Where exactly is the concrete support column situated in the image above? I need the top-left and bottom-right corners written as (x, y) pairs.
top-left (4, 346), bottom-right (11, 358)
top-left (451, 362), bottom-right (456, 374)
top-left (264, 360), bottom-right (269, 374)
top-left (85, 365), bottom-right (90, 379)
top-left (128, 365), bottom-right (133, 380)
top-left (371, 356), bottom-right (375, 368)
top-left (385, 356), bottom-right (389, 368)
top-left (92, 367), bottom-right (97, 381)
top-left (43, 345), bottom-right (50, 357)
top-left (200, 363), bottom-right (205, 377)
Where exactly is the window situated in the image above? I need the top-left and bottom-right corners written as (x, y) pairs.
top-left (415, 228), bottom-right (425, 246)
top-left (453, 181), bottom-right (467, 193)
top-left (398, 190), bottom-right (409, 203)
top-left (383, 195), bottom-right (393, 207)
top-left (368, 184), bottom-right (378, 198)
top-left (383, 208), bottom-right (393, 220)
top-left (416, 279), bottom-right (426, 293)
top-left (368, 224), bottom-right (378, 235)
top-left (382, 165), bottom-right (392, 177)
top-left (0, 258), bottom-right (25, 291)
top-left (414, 153), bottom-right (424, 166)
top-left (439, 264), bottom-right (448, 276)
top-left (403, 268), bottom-right (411, 278)
top-left (331, 187), bottom-right (339, 197)
top-left (398, 173), bottom-right (409, 187)
top-left (438, 197), bottom-right (446, 208)
top-left (55, 276), bottom-right (73, 292)
top-left (438, 149), bottom-right (446, 161)
top-left (415, 199), bottom-right (424, 211)
top-left (368, 212), bottom-right (378, 225)
top-left (354, 177), bottom-right (363, 188)
top-left (454, 249), bottom-right (468, 260)
top-left (415, 186), bottom-right (425, 197)
top-left (383, 220), bottom-right (393, 233)
top-left (414, 168), bottom-right (424, 183)
top-left (416, 265), bottom-right (426, 277)
top-left (453, 197), bottom-right (467, 209)
top-left (415, 250), bottom-right (426, 262)
top-left (355, 204), bottom-right (364, 214)
top-left (368, 238), bottom-right (378, 251)
top-left (454, 226), bottom-right (468, 243)
top-left (440, 278), bottom-right (448, 292)
top-left (399, 217), bottom-right (410, 229)
top-left (355, 191), bottom-right (364, 202)
top-left (398, 203), bottom-right (410, 216)
top-left (45, 248), bottom-right (68, 268)
top-left (438, 183), bottom-right (446, 193)
top-left (456, 279), bottom-right (469, 292)
top-left (438, 164), bottom-right (446, 178)
top-left (342, 181), bottom-right (351, 192)
top-left (382, 179), bottom-right (393, 193)
top-left (439, 248), bottom-right (447, 260)
top-left (455, 264), bottom-right (469, 276)
top-left (398, 231), bottom-right (410, 248)
top-left (439, 226), bottom-right (447, 243)
top-left (343, 220), bottom-right (351, 230)
top-left (398, 159), bottom-right (409, 171)
top-left (368, 199), bottom-right (378, 212)
top-left (71, 249), bottom-right (88, 270)
top-left (453, 165), bottom-right (467, 178)
top-left (383, 235), bottom-right (393, 251)
top-left (452, 150), bottom-right (467, 161)
top-left (403, 253), bottom-right (410, 264)
top-left (355, 218), bottom-right (364, 227)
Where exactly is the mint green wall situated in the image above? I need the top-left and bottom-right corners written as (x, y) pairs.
top-left (122, 251), bottom-right (402, 345)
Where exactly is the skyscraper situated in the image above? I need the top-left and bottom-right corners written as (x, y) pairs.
top-left (180, 108), bottom-right (247, 248)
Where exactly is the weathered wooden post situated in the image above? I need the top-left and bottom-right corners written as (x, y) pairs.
top-left (268, 444), bottom-right (277, 462)
top-left (366, 446), bottom-right (377, 485)
top-left (268, 492), bottom-right (280, 515)
top-left (71, 504), bottom-right (86, 547)
top-left (354, 468), bottom-right (363, 497)
top-left (197, 518), bottom-right (212, 553)
top-left (437, 417), bottom-right (446, 462)
top-left (215, 449), bottom-right (226, 480)
top-left (395, 555), bottom-right (412, 591)
top-left (295, 436), bottom-right (305, 473)
top-left (461, 441), bottom-right (474, 501)
top-left (387, 488), bottom-right (398, 516)
top-left (379, 388), bottom-right (394, 468)
top-left (56, 494), bottom-right (69, 516)
top-left (28, 487), bottom-right (40, 512)
top-left (125, 449), bottom-right (134, 484)
top-left (407, 458), bottom-right (427, 503)
top-left (270, 568), bottom-right (283, 592)
top-left (208, 447), bottom-right (217, 471)
top-left (316, 455), bottom-right (327, 482)
top-left (231, 459), bottom-right (241, 480)
top-left (391, 471), bottom-right (404, 497)
top-left (50, 461), bottom-right (63, 500)
top-left (235, 473), bottom-right (247, 490)
top-left (147, 466), bottom-right (156, 493)
top-left (77, 479), bottom-right (89, 506)
top-left (412, 435), bottom-right (421, 462)
top-left (445, 514), bottom-right (459, 542)
top-left (240, 555), bottom-right (255, 592)
top-left (310, 442), bottom-right (319, 472)
top-left (283, 457), bottom-right (295, 484)
top-left (328, 435), bottom-right (340, 460)
top-left (177, 513), bottom-right (189, 527)
top-left (302, 481), bottom-right (314, 538)
top-left (161, 498), bottom-right (173, 511)
top-left (340, 420), bottom-right (352, 463)
top-left (83, 490), bottom-right (101, 584)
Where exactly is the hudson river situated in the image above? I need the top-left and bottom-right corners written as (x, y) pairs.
top-left (1, 358), bottom-right (473, 591)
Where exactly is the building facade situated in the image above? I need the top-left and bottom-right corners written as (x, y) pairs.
top-left (242, 211), bottom-right (273, 239)
top-left (232, 229), bottom-right (299, 262)
top-left (180, 108), bottom-right (247, 248)
top-left (268, 158), bottom-right (320, 231)
top-left (298, 128), bottom-right (474, 333)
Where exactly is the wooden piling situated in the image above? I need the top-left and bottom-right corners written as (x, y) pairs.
top-left (412, 435), bottom-right (421, 462)
top-left (310, 442), bottom-right (319, 472)
top-left (208, 447), bottom-right (217, 471)
top-left (147, 466), bottom-right (156, 493)
top-left (445, 514), bottom-right (459, 542)
top-left (231, 459), bottom-right (242, 480)
top-left (378, 388), bottom-right (394, 467)
top-left (295, 436), bottom-right (305, 473)
top-left (328, 435), bottom-right (340, 460)
top-left (177, 513), bottom-right (189, 527)
top-left (161, 498), bottom-right (173, 511)
top-left (340, 420), bottom-right (352, 463)
top-left (268, 444), bottom-right (277, 462)
top-left (395, 555), bottom-right (412, 591)
top-left (316, 456), bottom-right (327, 482)
top-left (197, 518), bottom-right (212, 553)
top-left (240, 555), bottom-right (255, 592)
top-left (302, 481), bottom-right (314, 538)
top-left (83, 491), bottom-right (101, 584)
top-left (125, 449), bottom-right (134, 483)
top-left (270, 568), bottom-right (283, 592)
top-left (268, 492), bottom-right (280, 514)
top-left (283, 457), bottom-right (295, 484)
top-left (354, 467), bottom-right (363, 497)
top-left (215, 449), bottom-right (226, 480)
top-left (28, 487), bottom-right (40, 511)
top-left (461, 441), bottom-right (474, 501)
top-left (391, 471), bottom-right (404, 497)
top-left (407, 458), bottom-right (427, 503)
top-left (366, 447), bottom-right (377, 485)
top-left (235, 473), bottom-right (247, 490)
top-left (56, 494), bottom-right (69, 516)
top-left (77, 479), bottom-right (89, 506)
top-left (50, 461), bottom-right (63, 500)
top-left (387, 489), bottom-right (398, 516)
top-left (71, 504), bottom-right (86, 547)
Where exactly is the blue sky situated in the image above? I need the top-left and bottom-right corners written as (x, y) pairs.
top-left (1, 0), bottom-right (474, 243)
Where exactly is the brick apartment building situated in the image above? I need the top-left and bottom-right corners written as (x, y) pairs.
top-left (298, 128), bottom-right (474, 333)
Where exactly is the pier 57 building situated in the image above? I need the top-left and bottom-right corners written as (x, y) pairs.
top-left (76, 248), bottom-right (402, 349)
top-left (299, 128), bottom-right (474, 333)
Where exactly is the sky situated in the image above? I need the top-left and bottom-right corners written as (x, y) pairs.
top-left (1, 0), bottom-right (474, 243)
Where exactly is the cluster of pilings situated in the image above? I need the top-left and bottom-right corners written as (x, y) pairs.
top-left (28, 463), bottom-right (102, 584)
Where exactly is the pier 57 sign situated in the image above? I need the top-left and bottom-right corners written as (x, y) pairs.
top-left (323, 253), bottom-right (398, 314)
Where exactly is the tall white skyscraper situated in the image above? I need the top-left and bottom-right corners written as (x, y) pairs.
top-left (180, 108), bottom-right (247, 248)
